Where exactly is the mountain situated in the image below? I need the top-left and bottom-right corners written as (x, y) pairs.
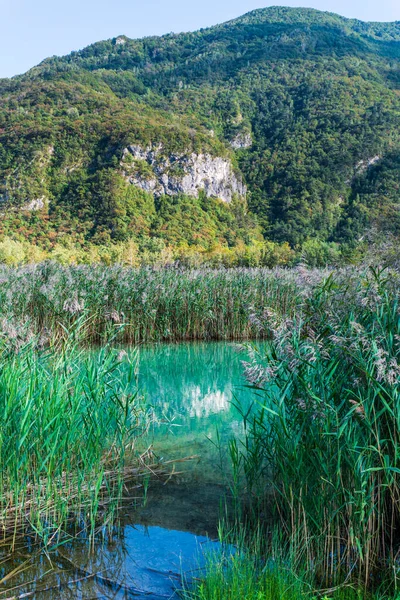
top-left (1, 6), bottom-right (400, 258)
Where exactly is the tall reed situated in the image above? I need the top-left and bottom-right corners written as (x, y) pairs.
top-left (0, 263), bottom-right (330, 344)
top-left (183, 527), bottom-right (376, 600)
top-left (236, 268), bottom-right (400, 592)
top-left (0, 320), bottom-right (151, 546)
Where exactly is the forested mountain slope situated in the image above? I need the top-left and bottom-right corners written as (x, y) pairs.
top-left (1, 6), bottom-right (400, 258)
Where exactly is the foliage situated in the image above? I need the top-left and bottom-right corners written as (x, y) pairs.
top-left (0, 264), bottom-right (329, 343)
top-left (1, 8), bottom-right (400, 253)
top-left (235, 268), bottom-right (400, 593)
top-left (183, 536), bottom-right (374, 600)
top-left (0, 320), bottom-right (151, 545)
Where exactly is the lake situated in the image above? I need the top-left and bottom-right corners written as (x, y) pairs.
top-left (0, 342), bottom-right (260, 599)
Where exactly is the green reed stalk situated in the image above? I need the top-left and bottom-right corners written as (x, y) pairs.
top-left (0, 263), bottom-right (329, 345)
top-left (0, 321), bottom-right (150, 546)
top-left (234, 267), bottom-right (400, 594)
top-left (183, 525), bottom-right (377, 600)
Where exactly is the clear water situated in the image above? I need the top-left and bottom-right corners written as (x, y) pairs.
top-left (0, 526), bottom-right (223, 599)
top-left (0, 342), bottom-right (259, 599)
top-left (138, 341), bottom-right (256, 482)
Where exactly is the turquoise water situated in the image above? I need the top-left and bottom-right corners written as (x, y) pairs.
top-left (0, 342), bottom-right (258, 598)
top-left (137, 341), bottom-right (257, 482)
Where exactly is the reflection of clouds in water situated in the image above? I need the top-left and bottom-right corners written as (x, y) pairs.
top-left (184, 385), bottom-right (231, 418)
top-left (229, 418), bottom-right (245, 436)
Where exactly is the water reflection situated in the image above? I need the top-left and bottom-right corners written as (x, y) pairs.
top-left (188, 387), bottom-right (229, 418)
top-left (0, 525), bottom-right (221, 599)
top-left (137, 342), bottom-right (256, 482)
top-left (0, 342), bottom-right (256, 598)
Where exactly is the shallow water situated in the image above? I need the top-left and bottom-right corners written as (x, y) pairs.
top-left (138, 341), bottom-right (257, 482)
top-left (0, 342), bottom-right (259, 599)
top-left (0, 525), bottom-right (223, 599)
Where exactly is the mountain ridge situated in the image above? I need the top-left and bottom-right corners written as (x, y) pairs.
top-left (14, 5), bottom-right (397, 89)
top-left (1, 5), bottom-right (400, 260)
top-left (30, 6), bottom-right (400, 73)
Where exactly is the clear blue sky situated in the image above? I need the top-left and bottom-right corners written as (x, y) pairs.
top-left (2, 0), bottom-right (400, 78)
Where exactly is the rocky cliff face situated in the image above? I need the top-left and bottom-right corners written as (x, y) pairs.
top-left (121, 145), bottom-right (246, 203)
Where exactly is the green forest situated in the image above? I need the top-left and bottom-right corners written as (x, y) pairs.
top-left (1, 6), bottom-right (400, 264)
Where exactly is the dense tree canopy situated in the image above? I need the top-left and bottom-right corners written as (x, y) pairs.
top-left (1, 6), bottom-right (400, 257)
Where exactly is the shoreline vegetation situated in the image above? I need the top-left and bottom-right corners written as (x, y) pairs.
top-left (0, 235), bottom-right (397, 271)
top-left (2, 264), bottom-right (400, 598)
top-left (0, 325), bottom-right (171, 549)
top-left (0, 263), bottom-right (352, 345)
top-left (1, 262), bottom-right (398, 346)
top-left (185, 267), bottom-right (400, 599)
top-left (0, 236), bottom-right (352, 269)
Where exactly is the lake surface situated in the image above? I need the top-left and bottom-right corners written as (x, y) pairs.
top-left (0, 342), bottom-right (259, 599)
top-left (138, 341), bottom-right (256, 482)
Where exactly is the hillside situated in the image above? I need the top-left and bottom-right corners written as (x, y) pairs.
top-left (1, 6), bottom-right (400, 262)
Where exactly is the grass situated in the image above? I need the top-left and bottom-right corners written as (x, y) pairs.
top-left (0, 318), bottom-right (158, 547)
top-left (220, 267), bottom-right (400, 596)
top-left (183, 528), bottom-right (381, 600)
top-left (0, 263), bottom-right (330, 344)
top-left (185, 266), bottom-right (400, 599)
top-left (185, 551), bottom-right (388, 600)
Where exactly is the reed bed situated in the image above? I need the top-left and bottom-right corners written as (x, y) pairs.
top-left (183, 531), bottom-right (374, 600)
top-left (0, 327), bottom-right (157, 546)
top-left (0, 263), bottom-right (331, 344)
top-left (231, 267), bottom-right (400, 594)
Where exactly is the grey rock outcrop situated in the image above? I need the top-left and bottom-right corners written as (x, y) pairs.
top-left (230, 132), bottom-right (253, 150)
top-left (121, 145), bottom-right (246, 203)
top-left (22, 197), bottom-right (46, 211)
top-left (355, 155), bottom-right (381, 174)
top-left (345, 155), bottom-right (381, 185)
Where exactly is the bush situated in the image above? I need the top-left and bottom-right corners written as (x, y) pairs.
top-left (0, 238), bottom-right (26, 265)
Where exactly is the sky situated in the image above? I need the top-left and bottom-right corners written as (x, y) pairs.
top-left (2, 0), bottom-right (400, 79)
